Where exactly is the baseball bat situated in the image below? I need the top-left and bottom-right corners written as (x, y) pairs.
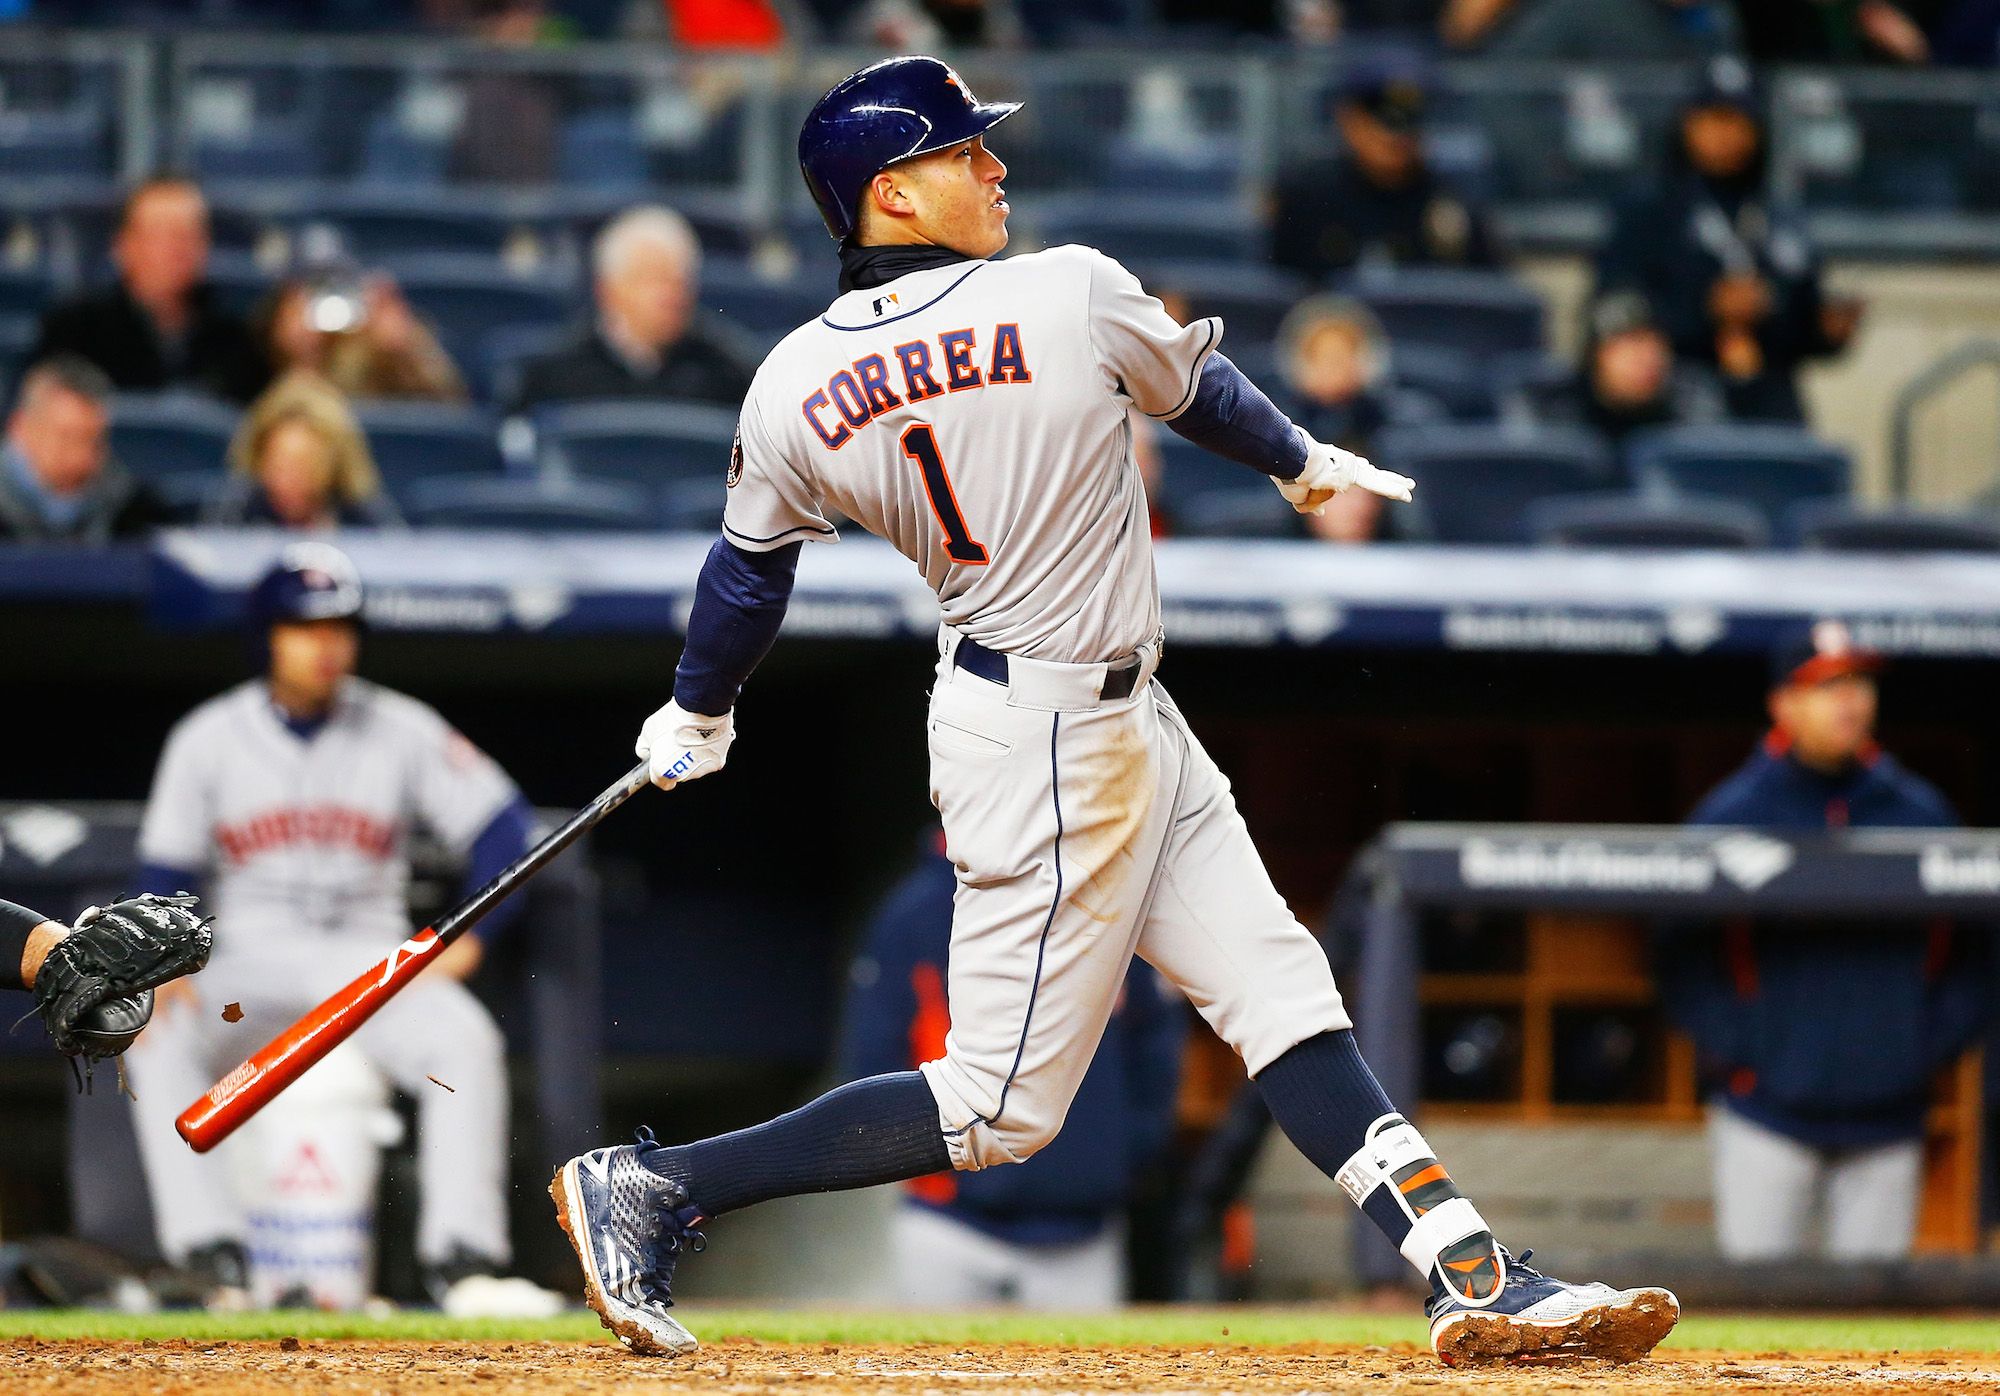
top-left (175, 760), bottom-right (654, 1154)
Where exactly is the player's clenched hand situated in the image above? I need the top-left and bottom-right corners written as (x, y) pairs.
top-left (1276, 438), bottom-right (1416, 514)
top-left (636, 699), bottom-right (735, 790)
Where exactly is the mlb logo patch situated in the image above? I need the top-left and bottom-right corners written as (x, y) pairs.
top-left (873, 292), bottom-right (900, 317)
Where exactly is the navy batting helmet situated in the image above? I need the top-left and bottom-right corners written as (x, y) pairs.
top-left (798, 55), bottom-right (1022, 242)
top-left (246, 541), bottom-right (365, 629)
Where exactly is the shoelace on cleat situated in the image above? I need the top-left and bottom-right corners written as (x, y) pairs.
top-left (626, 1126), bottom-right (708, 1307)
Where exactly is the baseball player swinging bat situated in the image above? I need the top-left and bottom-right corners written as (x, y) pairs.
top-left (174, 760), bottom-right (653, 1154)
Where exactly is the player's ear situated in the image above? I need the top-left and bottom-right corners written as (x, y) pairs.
top-left (868, 168), bottom-right (914, 222)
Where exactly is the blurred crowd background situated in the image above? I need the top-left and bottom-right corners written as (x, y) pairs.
top-left (4, 0), bottom-right (2000, 1319)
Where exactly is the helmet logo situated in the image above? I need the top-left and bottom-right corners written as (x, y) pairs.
top-left (941, 65), bottom-right (972, 105)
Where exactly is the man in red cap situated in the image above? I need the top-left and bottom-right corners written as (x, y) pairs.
top-left (1673, 620), bottom-right (1985, 1261)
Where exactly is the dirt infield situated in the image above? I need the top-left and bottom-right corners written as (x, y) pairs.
top-left (10, 1338), bottom-right (2000, 1394)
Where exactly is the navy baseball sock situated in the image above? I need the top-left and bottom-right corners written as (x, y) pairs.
top-left (1257, 1029), bottom-right (1503, 1296)
top-left (643, 1071), bottom-right (949, 1218)
top-left (1254, 1029), bottom-right (1397, 1171)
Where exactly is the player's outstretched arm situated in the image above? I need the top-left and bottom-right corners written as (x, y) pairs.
top-left (637, 537), bottom-right (802, 790)
top-left (1165, 352), bottom-right (1414, 514)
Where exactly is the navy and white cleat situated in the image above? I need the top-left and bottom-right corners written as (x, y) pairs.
top-left (1427, 1248), bottom-right (1679, 1366)
top-left (550, 1127), bottom-right (707, 1355)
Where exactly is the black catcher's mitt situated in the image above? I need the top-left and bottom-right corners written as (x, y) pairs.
top-left (33, 893), bottom-right (213, 1062)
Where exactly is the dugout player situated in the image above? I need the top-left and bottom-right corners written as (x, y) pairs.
top-left (551, 57), bottom-right (1679, 1366)
top-left (1675, 620), bottom-right (1984, 1260)
top-left (127, 543), bottom-right (563, 1317)
top-left (839, 831), bottom-right (1184, 1308)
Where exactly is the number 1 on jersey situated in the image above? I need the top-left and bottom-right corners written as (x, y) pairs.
top-left (902, 424), bottom-right (990, 566)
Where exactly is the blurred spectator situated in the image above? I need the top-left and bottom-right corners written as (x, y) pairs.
top-left (1932, 0), bottom-right (2000, 63)
top-left (0, 356), bottom-right (163, 543)
top-left (263, 274), bottom-right (467, 404)
top-left (509, 206), bottom-right (755, 414)
top-left (1478, 0), bottom-right (1742, 58)
top-left (33, 177), bottom-right (269, 405)
top-left (1515, 292), bottom-right (1723, 448)
top-left (1735, 0), bottom-right (1939, 64)
top-left (1268, 56), bottom-right (1501, 283)
top-left (1672, 621), bottom-right (1985, 1261)
top-left (1438, 0), bottom-right (1519, 46)
top-left (1596, 59), bottom-right (1858, 423)
top-left (1275, 296), bottom-right (1429, 543)
top-left (839, 832), bottom-right (1184, 1309)
top-left (207, 373), bottom-right (399, 530)
top-left (453, 1), bottom-right (559, 183)
top-left (848, 0), bottom-right (1024, 46)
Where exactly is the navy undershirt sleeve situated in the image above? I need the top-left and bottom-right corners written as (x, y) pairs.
top-left (1166, 351), bottom-right (1311, 480)
top-left (141, 863), bottom-right (203, 900)
top-left (464, 794), bottom-right (534, 946)
top-left (673, 537), bottom-right (802, 716)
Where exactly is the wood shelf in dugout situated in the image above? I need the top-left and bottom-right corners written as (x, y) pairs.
top-left (1338, 824), bottom-right (1996, 1256)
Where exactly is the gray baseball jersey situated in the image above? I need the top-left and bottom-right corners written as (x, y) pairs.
top-left (139, 678), bottom-right (517, 954)
top-left (723, 245), bottom-right (1220, 663)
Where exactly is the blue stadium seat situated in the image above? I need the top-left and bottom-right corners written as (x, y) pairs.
top-left (1789, 501), bottom-right (2000, 554)
top-left (479, 322), bottom-right (569, 409)
top-left (352, 402), bottom-right (506, 494)
top-left (657, 476), bottom-right (725, 532)
top-left (0, 266), bottom-right (55, 318)
top-left (194, 127), bottom-right (323, 182)
top-left (107, 394), bottom-right (239, 513)
top-left (1377, 423), bottom-right (1617, 544)
top-left (535, 400), bottom-right (737, 491)
top-left (1035, 199), bottom-right (1257, 264)
top-left (0, 312), bottom-right (39, 395)
top-left (387, 256), bottom-right (576, 351)
top-left (304, 202), bottom-right (544, 261)
top-left (402, 475), bottom-right (654, 533)
top-left (1389, 344), bottom-right (1502, 422)
top-left (1345, 268), bottom-right (1545, 358)
top-left (1155, 434), bottom-right (1300, 539)
top-left (1627, 425), bottom-right (1850, 535)
top-left (559, 110), bottom-right (647, 190)
top-left (1526, 493), bottom-right (1768, 550)
top-left (0, 113), bottom-right (111, 178)
top-left (699, 261), bottom-right (824, 343)
top-left (360, 111), bottom-right (449, 185)
top-left (1132, 260), bottom-right (1309, 344)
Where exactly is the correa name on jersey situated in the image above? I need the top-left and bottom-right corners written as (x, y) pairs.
top-left (802, 323), bottom-right (1032, 451)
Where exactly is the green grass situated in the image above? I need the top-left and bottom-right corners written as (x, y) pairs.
top-left (1, 1307), bottom-right (1997, 1355)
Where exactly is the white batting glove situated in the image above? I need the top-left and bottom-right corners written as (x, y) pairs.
top-left (1276, 437), bottom-right (1416, 515)
top-left (636, 700), bottom-right (735, 791)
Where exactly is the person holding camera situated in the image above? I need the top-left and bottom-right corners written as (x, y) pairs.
top-left (263, 274), bottom-right (466, 404)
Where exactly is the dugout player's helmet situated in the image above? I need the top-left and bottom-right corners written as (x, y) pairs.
top-left (246, 541), bottom-right (365, 630)
top-left (798, 55), bottom-right (1022, 242)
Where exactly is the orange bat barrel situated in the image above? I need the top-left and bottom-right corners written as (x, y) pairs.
top-left (176, 761), bottom-right (652, 1153)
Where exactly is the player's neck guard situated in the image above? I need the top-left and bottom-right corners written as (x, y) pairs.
top-left (1336, 1113), bottom-right (1506, 1307)
top-left (837, 241), bottom-right (973, 293)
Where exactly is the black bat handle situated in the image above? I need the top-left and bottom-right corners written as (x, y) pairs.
top-left (432, 760), bottom-right (653, 946)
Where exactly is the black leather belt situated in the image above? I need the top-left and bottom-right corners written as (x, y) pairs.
top-left (953, 636), bottom-right (1143, 701)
